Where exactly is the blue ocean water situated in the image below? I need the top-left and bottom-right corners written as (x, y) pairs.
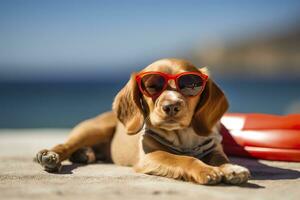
top-left (0, 79), bottom-right (299, 128)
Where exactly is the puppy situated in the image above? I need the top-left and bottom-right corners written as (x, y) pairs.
top-left (36, 58), bottom-right (250, 185)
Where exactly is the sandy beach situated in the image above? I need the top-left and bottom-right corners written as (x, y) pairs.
top-left (1, 129), bottom-right (300, 200)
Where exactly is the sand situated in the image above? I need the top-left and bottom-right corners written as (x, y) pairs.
top-left (0, 129), bottom-right (300, 200)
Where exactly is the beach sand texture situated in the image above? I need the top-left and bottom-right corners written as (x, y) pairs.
top-left (1, 129), bottom-right (300, 200)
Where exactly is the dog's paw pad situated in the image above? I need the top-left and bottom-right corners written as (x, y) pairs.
top-left (220, 164), bottom-right (250, 184)
top-left (36, 149), bottom-right (61, 172)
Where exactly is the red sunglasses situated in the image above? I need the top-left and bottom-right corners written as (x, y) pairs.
top-left (135, 71), bottom-right (208, 98)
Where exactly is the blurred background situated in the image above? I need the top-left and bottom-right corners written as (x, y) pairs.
top-left (0, 0), bottom-right (299, 128)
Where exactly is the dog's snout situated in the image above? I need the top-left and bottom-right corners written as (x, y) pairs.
top-left (162, 102), bottom-right (181, 116)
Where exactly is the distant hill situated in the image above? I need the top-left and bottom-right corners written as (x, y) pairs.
top-left (190, 23), bottom-right (300, 78)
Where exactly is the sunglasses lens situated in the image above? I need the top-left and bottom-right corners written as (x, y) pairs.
top-left (141, 74), bottom-right (165, 96)
top-left (178, 74), bottom-right (204, 96)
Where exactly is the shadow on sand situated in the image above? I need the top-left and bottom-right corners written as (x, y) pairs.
top-left (54, 156), bottom-right (300, 189)
top-left (57, 163), bottom-right (85, 174)
top-left (231, 156), bottom-right (300, 180)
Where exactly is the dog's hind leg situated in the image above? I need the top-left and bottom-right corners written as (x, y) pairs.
top-left (36, 111), bottom-right (116, 172)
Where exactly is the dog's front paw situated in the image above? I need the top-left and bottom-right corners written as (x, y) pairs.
top-left (220, 164), bottom-right (250, 185)
top-left (36, 149), bottom-right (61, 172)
top-left (190, 166), bottom-right (223, 185)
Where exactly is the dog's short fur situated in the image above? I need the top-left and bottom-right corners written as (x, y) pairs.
top-left (36, 58), bottom-right (250, 185)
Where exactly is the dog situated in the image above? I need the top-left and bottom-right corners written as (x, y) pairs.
top-left (36, 58), bottom-right (250, 185)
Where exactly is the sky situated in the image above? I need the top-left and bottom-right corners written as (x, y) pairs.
top-left (0, 0), bottom-right (300, 81)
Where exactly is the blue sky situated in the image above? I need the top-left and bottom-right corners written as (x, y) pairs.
top-left (0, 0), bottom-right (300, 81)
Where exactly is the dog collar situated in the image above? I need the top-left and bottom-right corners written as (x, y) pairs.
top-left (145, 129), bottom-right (216, 159)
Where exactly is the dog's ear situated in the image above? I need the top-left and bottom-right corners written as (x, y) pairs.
top-left (192, 68), bottom-right (229, 136)
top-left (113, 73), bottom-right (145, 135)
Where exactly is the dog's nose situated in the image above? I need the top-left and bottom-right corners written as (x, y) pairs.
top-left (162, 103), bottom-right (181, 116)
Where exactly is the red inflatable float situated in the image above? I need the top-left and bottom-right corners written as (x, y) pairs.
top-left (221, 113), bottom-right (300, 162)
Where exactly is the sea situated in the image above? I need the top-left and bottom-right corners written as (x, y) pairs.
top-left (0, 79), bottom-right (299, 128)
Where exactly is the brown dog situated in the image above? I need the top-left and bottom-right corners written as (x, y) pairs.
top-left (36, 58), bottom-right (250, 185)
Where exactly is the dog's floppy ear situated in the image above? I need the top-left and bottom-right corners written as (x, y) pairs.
top-left (192, 68), bottom-right (229, 136)
top-left (113, 73), bottom-right (145, 135)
